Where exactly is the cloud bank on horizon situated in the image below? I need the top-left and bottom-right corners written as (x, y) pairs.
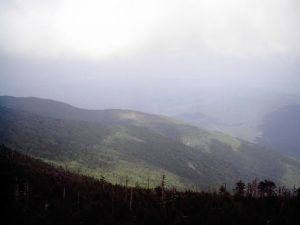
top-left (0, 0), bottom-right (300, 107)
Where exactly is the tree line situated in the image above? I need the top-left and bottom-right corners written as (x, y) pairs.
top-left (1, 144), bottom-right (300, 225)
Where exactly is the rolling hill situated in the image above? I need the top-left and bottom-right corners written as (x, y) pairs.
top-left (1, 96), bottom-right (300, 190)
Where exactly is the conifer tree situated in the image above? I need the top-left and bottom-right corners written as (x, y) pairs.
top-left (234, 180), bottom-right (245, 197)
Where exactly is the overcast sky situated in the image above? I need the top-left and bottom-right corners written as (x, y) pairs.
top-left (0, 0), bottom-right (300, 109)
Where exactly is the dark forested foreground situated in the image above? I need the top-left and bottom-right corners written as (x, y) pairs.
top-left (1, 145), bottom-right (300, 225)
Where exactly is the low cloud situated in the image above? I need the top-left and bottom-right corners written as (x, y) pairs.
top-left (0, 0), bottom-right (299, 60)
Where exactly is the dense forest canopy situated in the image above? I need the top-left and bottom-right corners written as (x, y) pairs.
top-left (1, 145), bottom-right (300, 225)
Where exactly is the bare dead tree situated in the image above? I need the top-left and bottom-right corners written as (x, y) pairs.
top-left (125, 176), bottom-right (129, 201)
top-left (111, 186), bottom-right (114, 214)
top-left (129, 188), bottom-right (133, 211)
top-left (147, 176), bottom-right (150, 190)
top-left (161, 175), bottom-right (166, 208)
top-left (63, 186), bottom-right (66, 200)
top-left (15, 177), bottom-right (19, 202)
top-left (77, 191), bottom-right (80, 208)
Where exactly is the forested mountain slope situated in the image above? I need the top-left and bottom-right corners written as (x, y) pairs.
top-left (1, 96), bottom-right (300, 189)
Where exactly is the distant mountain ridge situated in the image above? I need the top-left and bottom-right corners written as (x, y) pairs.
top-left (257, 105), bottom-right (300, 158)
top-left (1, 96), bottom-right (300, 190)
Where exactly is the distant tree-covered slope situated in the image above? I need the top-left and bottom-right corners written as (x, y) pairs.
top-left (1, 96), bottom-right (300, 190)
top-left (257, 105), bottom-right (300, 158)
